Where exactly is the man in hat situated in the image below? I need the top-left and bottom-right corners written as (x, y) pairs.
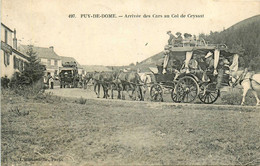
top-left (201, 52), bottom-right (214, 82)
top-left (167, 31), bottom-right (175, 46)
top-left (205, 52), bottom-right (214, 70)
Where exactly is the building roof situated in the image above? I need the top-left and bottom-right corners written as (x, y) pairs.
top-left (12, 49), bottom-right (30, 60)
top-left (1, 23), bottom-right (14, 32)
top-left (18, 45), bottom-right (61, 60)
top-left (59, 56), bottom-right (82, 68)
top-left (81, 65), bottom-right (112, 72)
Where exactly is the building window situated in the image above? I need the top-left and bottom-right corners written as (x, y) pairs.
top-left (13, 56), bottom-right (17, 69)
top-left (7, 53), bottom-right (10, 65)
top-left (4, 52), bottom-right (10, 66)
top-left (18, 60), bottom-right (24, 71)
top-left (54, 60), bottom-right (58, 66)
top-left (21, 61), bottom-right (24, 71)
top-left (5, 29), bottom-right (8, 44)
top-left (17, 59), bottom-right (20, 70)
top-left (47, 59), bottom-right (51, 65)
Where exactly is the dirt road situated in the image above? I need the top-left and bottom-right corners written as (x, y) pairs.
top-left (1, 89), bottom-right (260, 165)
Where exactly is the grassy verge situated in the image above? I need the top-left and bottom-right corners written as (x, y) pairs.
top-left (1, 89), bottom-right (260, 165)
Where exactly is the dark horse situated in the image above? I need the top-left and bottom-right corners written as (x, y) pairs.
top-left (90, 71), bottom-right (116, 98)
top-left (114, 70), bottom-right (144, 101)
top-left (83, 72), bottom-right (94, 89)
top-left (99, 71), bottom-right (118, 99)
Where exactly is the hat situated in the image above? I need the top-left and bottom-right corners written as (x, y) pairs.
top-left (167, 31), bottom-right (171, 34)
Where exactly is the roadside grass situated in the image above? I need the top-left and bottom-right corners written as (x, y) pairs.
top-left (1, 87), bottom-right (260, 165)
top-left (220, 87), bottom-right (259, 106)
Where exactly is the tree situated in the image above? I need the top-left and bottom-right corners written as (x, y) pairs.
top-left (18, 45), bottom-right (45, 85)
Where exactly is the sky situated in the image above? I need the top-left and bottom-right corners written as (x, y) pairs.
top-left (2, 0), bottom-right (260, 66)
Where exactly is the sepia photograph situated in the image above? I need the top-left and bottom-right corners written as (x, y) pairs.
top-left (1, 0), bottom-right (260, 165)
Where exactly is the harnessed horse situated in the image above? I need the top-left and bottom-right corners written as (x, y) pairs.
top-left (114, 70), bottom-right (144, 100)
top-left (231, 68), bottom-right (260, 106)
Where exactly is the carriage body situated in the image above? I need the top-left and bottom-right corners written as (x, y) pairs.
top-left (150, 44), bottom-right (237, 103)
top-left (59, 62), bottom-right (79, 88)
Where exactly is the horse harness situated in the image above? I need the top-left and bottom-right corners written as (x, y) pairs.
top-left (234, 69), bottom-right (259, 91)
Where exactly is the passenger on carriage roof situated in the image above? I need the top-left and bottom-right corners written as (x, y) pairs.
top-left (167, 31), bottom-right (175, 46)
top-left (175, 32), bottom-right (183, 47)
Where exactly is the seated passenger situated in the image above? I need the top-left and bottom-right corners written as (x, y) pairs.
top-left (166, 59), bottom-right (180, 73)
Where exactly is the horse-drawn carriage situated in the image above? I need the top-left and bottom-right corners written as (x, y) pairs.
top-left (149, 45), bottom-right (239, 104)
top-left (59, 61), bottom-right (80, 88)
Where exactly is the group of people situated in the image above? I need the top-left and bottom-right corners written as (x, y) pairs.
top-left (167, 31), bottom-right (198, 47)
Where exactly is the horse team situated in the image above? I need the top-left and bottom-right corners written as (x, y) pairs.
top-left (81, 68), bottom-right (260, 106)
top-left (83, 70), bottom-right (152, 101)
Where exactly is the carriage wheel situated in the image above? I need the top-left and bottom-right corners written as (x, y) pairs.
top-left (174, 76), bottom-right (199, 103)
top-left (171, 88), bottom-right (182, 103)
top-left (170, 82), bottom-right (181, 103)
top-left (198, 83), bottom-right (220, 104)
top-left (150, 84), bottom-right (163, 102)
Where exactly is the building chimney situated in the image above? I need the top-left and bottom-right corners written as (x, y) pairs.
top-left (13, 29), bottom-right (17, 50)
top-left (49, 46), bottom-right (54, 51)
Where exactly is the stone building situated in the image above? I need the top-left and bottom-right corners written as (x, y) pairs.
top-left (1, 23), bottom-right (29, 78)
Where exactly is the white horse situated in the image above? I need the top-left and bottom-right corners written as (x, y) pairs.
top-left (138, 72), bottom-right (154, 100)
top-left (231, 68), bottom-right (260, 106)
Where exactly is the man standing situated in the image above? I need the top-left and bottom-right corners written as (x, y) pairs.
top-left (167, 31), bottom-right (175, 46)
top-left (49, 76), bottom-right (54, 89)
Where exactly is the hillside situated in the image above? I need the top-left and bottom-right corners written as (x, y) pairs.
top-left (229, 14), bottom-right (260, 31)
top-left (81, 65), bottom-right (112, 72)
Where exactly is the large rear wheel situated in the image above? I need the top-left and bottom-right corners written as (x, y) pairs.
top-left (174, 76), bottom-right (199, 103)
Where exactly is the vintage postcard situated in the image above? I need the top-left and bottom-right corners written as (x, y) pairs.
top-left (1, 0), bottom-right (260, 165)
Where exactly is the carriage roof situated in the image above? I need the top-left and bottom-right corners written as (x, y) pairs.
top-left (168, 45), bottom-right (237, 58)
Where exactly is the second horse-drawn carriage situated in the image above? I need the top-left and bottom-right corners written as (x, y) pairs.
top-left (59, 61), bottom-right (80, 88)
top-left (149, 44), bottom-right (239, 104)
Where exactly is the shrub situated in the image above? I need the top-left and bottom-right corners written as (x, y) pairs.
top-left (1, 76), bottom-right (10, 89)
top-left (75, 97), bottom-right (87, 104)
top-left (9, 78), bottom-right (45, 99)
